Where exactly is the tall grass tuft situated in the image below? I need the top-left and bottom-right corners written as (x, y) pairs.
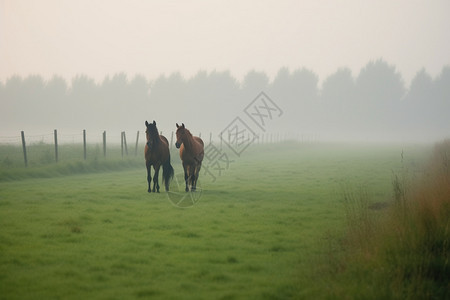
top-left (336, 140), bottom-right (450, 299)
top-left (342, 186), bottom-right (377, 255)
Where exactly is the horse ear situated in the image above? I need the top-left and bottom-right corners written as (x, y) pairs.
top-left (182, 123), bottom-right (185, 128)
top-left (153, 120), bottom-right (156, 125)
top-left (176, 123), bottom-right (179, 128)
top-left (145, 121), bottom-right (149, 126)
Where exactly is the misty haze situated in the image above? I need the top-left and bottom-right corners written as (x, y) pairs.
top-left (1, 59), bottom-right (449, 143)
top-left (1, 1), bottom-right (449, 299)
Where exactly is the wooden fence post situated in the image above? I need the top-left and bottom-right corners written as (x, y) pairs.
top-left (170, 131), bottom-right (174, 149)
top-left (21, 131), bottom-right (28, 167)
top-left (54, 129), bottom-right (58, 163)
top-left (124, 132), bottom-right (128, 156)
top-left (83, 129), bottom-right (87, 160)
top-left (103, 131), bottom-right (106, 158)
top-left (121, 132), bottom-right (124, 158)
top-left (121, 131), bottom-right (128, 158)
top-left (135, 131), bottom-right (139, 156)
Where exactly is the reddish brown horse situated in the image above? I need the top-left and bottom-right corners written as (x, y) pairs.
top-left (175, 123), bottom-right (204, 192)
top-left (145, 120), bottom-right (174, 193)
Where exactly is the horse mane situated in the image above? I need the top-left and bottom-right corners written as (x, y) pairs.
top-left (184, 128), bottom-right (193, 138)
top-left (147, 124), bottom-right (161, 144)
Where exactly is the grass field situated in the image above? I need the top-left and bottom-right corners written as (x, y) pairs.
top-left (0, 142), bottom-right (436, 299)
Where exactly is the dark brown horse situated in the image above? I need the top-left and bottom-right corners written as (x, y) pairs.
top-left (145, 120), bottom-right (174, 193)
top-left (175, 123), bottom-right (204, 192)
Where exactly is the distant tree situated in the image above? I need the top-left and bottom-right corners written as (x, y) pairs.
top-left (0, 79), bottom-right (3, 107)
top-left (290, 68), bottom-right (319, 103)
top-left (240, 70), bottom-right (271, 131)
top-left (269, 67), bottom-right (319, 132)
top-left (206, 70), bottom-right (240, 129)
top-left (434, 66), bottom-right (450, 103)
top-left (185, 70), bottom-right (207, 103)
top-left (355, 59), bottom-right (405, 135)
top-left (183, 70), bottom-right (239, 131)
top-left (104, 73), bottom-right (129, 105)
top-left (320, 68), bottom-right (355, 133)
top-left (270, 67), bottom-right (290, 99)
top-left (40, 75), bottom-right (68, 128)
top-left (23, 75), bottom-right (46, 101)
top-left (149, 74), bottom-right (168, 102)
top-left (70, 74), bottom-right (97, 98)
top-left (68, 75), bottom-right (98, 129)
top-left (3, 76), bottom-right (23, 101)
top-left (20, 75), bottom-right (46, 126)
top-left (400, 69), bottom-right (434, 135)
top-left (208, 70), bottom-right (239, 96)
top-left (1, 76), bottom-right (24, 129)
top-left (148, 72), bottom-right (186, 130)
top-left (45, 75), bottom-right (68, 99)
top-left (241, 70), bottom-right (270, 97)
top-left (433, 66), bottom-right (450, 134)
top-left (356, 59), bottom-right (405, 104)
top-left (406, 68), bottom-right (434, 104)
top-left (270, 67), bottom-right (319, 104)
top-left (153, 72), bottom-right (185, 103)
top-left (129, 74), bottom-right (149, 101)
top-left (321, 68), bottom-right (355, 104)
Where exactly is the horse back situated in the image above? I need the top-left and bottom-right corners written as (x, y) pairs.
top-left (160, 135), bottom-right (169, 146)
top-left (194, 136), bottom-right (204, 146)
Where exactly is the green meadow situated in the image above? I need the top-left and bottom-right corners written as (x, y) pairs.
top-left (0, 142), bottom-right (442, 299)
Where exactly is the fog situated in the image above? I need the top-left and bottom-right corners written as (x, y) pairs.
top-left (1, 1), bottom-right (449, 143)
top-left (1, 61), bottom-right (449, 143)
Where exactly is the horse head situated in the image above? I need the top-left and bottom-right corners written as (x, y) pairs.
top-left (175, 123), bottom-right (186, 149)
top-left (145, 120), bottom-right (158, 148)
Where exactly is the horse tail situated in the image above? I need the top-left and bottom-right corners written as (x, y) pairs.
top-left (162, 156), bottom-right (174, 189)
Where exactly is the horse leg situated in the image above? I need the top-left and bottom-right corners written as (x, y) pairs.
top-left (192, 163), bottom-right (201, 191)
top-left (183, 163), bottom-right (189, 192)
top-left (153, 164), bottom-right (161, 193)
top-left (191, 165), bottom-right (197, 192)
top-left (146, 162), bottom-right (152, 193)
top-left (188, 165), bottom-right (195, 192)
top-left (196, 163), bottom-right (202, 191)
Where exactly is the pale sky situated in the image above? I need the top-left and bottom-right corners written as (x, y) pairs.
top-left (1, 0), bottom-right (449, 86)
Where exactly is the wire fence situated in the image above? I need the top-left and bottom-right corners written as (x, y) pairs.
top-left (0, 129), bottom-right (319, 168)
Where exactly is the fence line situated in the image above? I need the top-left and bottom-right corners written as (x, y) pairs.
top-left (1, 130), bottom-right (319, 167)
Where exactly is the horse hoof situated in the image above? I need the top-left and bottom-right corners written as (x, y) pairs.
top-left (185, 187), bottom-right (189, 192)
top-left (148, 189), bottom-right (152, 193)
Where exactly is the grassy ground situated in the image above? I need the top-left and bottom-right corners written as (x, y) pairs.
top-left (0, 142), bottom-right (433, 299)
top-left (333, 140), bottom-right (450, 299)
top-left (0, 143), bottom-right (142, 181)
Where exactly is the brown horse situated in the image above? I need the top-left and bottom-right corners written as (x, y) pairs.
top-left (145, 120), bottom-right (174, 193)
top-left (175, 123), bottom-right (204, 192)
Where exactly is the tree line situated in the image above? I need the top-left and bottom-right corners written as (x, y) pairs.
top-left (1, 59), bottom-right (449, 142)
